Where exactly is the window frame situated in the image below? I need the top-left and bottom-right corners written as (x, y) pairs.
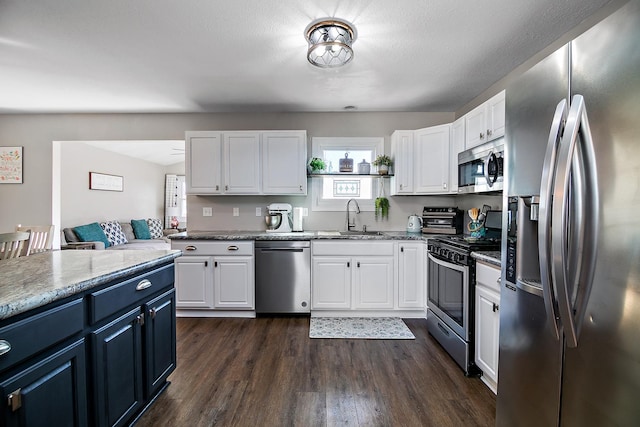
top-left (311, 137), bottom-right (385, 212)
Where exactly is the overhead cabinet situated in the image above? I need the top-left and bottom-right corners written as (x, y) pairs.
top-left (464, 90), bottom-right (505, 150)
top-left (391, 124), bottom-right (452, 195)
top-left (186, 130), bottom-right (307, 195)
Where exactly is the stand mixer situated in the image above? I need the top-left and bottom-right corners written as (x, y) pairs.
top-left (265, 203), bottom-right (292, 233)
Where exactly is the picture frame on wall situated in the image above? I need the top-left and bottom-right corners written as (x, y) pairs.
top-left (89, 172), bottom-right (124, 192)
top-left (0, 146), bottom-right (23, 183)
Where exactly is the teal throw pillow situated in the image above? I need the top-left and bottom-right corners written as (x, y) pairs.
top-left (131, 219), bottom-right (151, 239)
top-left (74, 222), bottom-right (110, 248)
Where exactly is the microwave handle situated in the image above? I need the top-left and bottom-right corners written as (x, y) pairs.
top-left (484, 151), bottom-right (498, 187)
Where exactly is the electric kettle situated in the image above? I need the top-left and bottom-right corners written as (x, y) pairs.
top-left (406, 214), bottom-right (423, 233)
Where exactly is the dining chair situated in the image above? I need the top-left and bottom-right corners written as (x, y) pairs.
top-left (16, 224), bottom-right (54, 255)
top-left (0, 232), bottom-right (30, 260)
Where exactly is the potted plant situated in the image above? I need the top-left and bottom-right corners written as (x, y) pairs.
top-left (375, 196), bottom-right (390, 220)
top-left (372, 154), bottom-right (392, 175)
top-left (308, 157), bottom-right (326, 174)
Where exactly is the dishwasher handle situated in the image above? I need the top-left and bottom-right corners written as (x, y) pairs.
top-left (258, 248), bottom-right (305, 253)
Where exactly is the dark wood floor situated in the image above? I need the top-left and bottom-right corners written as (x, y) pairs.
top-left (136, 317), bottom-right (496, 427)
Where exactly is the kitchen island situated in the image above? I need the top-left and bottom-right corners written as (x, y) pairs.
top-left (0, 249), bottom-right (181, 427)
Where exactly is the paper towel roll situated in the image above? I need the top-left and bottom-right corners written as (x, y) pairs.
top-left (292, 207), bottom-right (304, 231)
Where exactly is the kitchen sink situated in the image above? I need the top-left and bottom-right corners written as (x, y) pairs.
top-left (339, 230), bottom-right (386, 236)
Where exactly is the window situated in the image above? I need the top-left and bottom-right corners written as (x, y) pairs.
top-left (311, 137), bottom-right (384, 212)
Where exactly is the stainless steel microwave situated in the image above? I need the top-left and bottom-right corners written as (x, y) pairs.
top-left (458, 138), bottom-right (504, 194)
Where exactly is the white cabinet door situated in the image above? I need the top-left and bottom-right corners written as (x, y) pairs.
top-left (465, 104), bottom-right (487, 149)
top-left (262, 131), bottom-right (307, 195)
top-left (414, 124), bottom-right (451, 194)
top-left (475, 285), bottom-right (500, 393)
top-left (213, 256), bottom-right (255, 309)
top-left (450, 117), bottom-right (465, 194)
top-left (486, 91), bottom-right (506, 141)
top-left (397, 242), bottom-right (425, 308)
top-left (311, 257), bottom-right (351, 309)
top-left (174, 256), bottom-right (214, 308)
top-left (353, 256), bottom-right (394, 309)
top-left (224, 132), bottom-right (261, 194)
top-left (186, 132), bottom-right (222, 194)
top-left (390, 130), bottom-right (414, 195)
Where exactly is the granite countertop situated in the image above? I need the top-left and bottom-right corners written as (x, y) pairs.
top-left (471, 251), bottom-right (501, 267)
top-left (0, 250), bottom-right (181, 321)
top-left (169, 230), bottom-right (428, 241)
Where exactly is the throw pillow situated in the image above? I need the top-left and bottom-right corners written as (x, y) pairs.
top-left (147, 218), bottom-right (163, 239)
top-left (74, 222), bottom-right (110, 248)
top-left (100, 221), bottom-right (128, 246)
top-left (131, 219), bottom-right (152, 239)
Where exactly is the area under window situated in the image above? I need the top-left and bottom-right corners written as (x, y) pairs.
top-left (311, 137), bottom-right (384, 212)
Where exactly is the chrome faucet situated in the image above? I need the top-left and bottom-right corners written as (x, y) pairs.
top-left (346, 198), bottom-right (361, 231)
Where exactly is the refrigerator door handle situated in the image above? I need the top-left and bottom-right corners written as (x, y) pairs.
top-left (552, 95), bottom-right (599, 348)
top-left (538, 99), bottom-right (567, 340)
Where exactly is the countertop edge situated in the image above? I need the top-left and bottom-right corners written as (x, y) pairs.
top-left (471, 251), bottom-right (502, 267)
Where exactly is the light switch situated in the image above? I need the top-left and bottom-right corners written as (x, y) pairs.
top-left (256, 207), bottom-right (261, 216)
top-left (233, 207), bottom-right (239, 217)
top-left (203, 207), bottom-right (213, 217)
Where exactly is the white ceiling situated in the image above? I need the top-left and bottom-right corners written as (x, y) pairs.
top-left (0, 0), bottom-right (610, 114)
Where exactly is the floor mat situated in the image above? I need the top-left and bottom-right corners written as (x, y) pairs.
top-left (309, 317), bottom-right (415, 339)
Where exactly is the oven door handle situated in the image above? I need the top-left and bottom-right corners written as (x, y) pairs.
top-left (428, 253), bottom-right (467, 273)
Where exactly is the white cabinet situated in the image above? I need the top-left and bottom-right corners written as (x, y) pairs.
top-left (391, 125), bottom-right (451, 195)
top-left (185, 132), bottom-right (222, 194)
top-left (213, 256), bottom-right (255, 309)
top-left (390, 130), bottom-right (414, 194)
top-left (223, 132), bottom-right (261, 194)
top-left (353, 257), bottom-right (395, 309)
top-left (450, 117), bottom-right (465, 194)
top-left (464, 91), bottom-right (505, 149)
top-left (397, 242), bottom-right (425, 309)
top-left (475, 261), bottom-right (501, 394)
top-left (415, 124), bottom-right (451, 193)
top-left (311, 241), bottom-right (394, 311)
top-left (174, 256), bottom-right (214, 308)
top-left (262, 131), bottom-right (307, 195)
top-left (171, 240), bottom-right (255, 316)
top-left (186, 130), bottom-right (307, 195)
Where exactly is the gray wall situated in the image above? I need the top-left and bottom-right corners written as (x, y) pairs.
top-left (0, 112), bottom-right (452, 233)
top-left (59, 142), bottom-right (168, 228)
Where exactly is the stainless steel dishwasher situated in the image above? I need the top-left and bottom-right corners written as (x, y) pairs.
top-left (255, 240), bottom-right (311, 314)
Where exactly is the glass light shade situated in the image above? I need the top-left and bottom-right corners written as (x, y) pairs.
top-left (305, 19), bottom-right (355, 68)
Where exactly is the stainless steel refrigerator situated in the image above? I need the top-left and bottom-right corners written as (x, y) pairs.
top-left (497, 1), bottom-right (640, 426)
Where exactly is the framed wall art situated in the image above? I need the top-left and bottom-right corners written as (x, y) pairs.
top-left (0, 146), bottom-right (23, 183)
top-left (89, 172), bottom-right (124, 192)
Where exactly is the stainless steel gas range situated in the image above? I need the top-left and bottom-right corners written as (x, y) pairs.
top-left (426, 235), bottom-right (500, 376)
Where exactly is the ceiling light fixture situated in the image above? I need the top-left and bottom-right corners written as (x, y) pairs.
top-left (305, 18), bottom-right (356, 68)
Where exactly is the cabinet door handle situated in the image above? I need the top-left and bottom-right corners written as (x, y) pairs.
top-left (215, 185), bottom-right (219, 191)
top-left (227, 245), bottom-right (239, 251)
top-left (7, 388), bottom-right (21, 412)
top-left (487, 129), bottom-right (493, 136)
top-left (347, 262), bottom-right (350, 268)
top-left (204, 261), bottom-right (208, 267)
top-left (443, 182), bottom-right (447, 189)
top-left (214, 261), bottom-right (218, 267)
top-left (149, 308), bottom-right (157, 319)
top-left (185, 245), bottom-right (197, 251)
top-left (0, 340), bottom-right (11, 356)
top-left (401, 247), bottom-right (404, 252)
top-left (492, 303), bottom-right (499, 312)
top-left (480, 132), bottom-right (485, 139)
top-left (136, 279), bottom-right (152, 291)
top-left (136, 313), bottom-right (145, 325)
top-left (225, 185), bottom-right (229, 191)
top-left (357, 261), bottom-right (360, 268)
top-left (299, 185), bottom-right (303, 191)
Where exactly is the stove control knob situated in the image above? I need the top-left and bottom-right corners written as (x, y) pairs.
top-left (453, 253), bottom-right (460, 262)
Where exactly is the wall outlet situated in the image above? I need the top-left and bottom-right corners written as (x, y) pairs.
top-left (233, 207), bottom-right (239, 217)
top-left (256, 207), bottom-right (261, 216)
top-left (203, 207), bottom-right (213, 217)
top-left (303, 208), bottom-right (309, 217)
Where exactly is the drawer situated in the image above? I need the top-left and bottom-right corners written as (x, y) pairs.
top-left (476, 261), bottom-right (501, 293)
top-left (171, 240), bottom-right (253, 256)
top-left (312, 241), bottom-right (394, 256)
top-left (0, 298), bottom-right (84, 372)
top-left (88, 263), bottom-right (174, 324)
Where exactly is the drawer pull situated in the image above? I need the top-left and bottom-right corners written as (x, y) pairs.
top-left (185, 245), bottom-right (197, 251)
top-left (149, 308), bottom-right (157, 319)
top-left (136, 313), bottom-right (145, 326)
top-left (136, 279), bottom-right (152, 291)
top-left (7, 388), bottom-right (21, 412)
top-left (0, 340), bottom-right (11, 356)
top-left (227, 245), bottom-right (239, 251)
